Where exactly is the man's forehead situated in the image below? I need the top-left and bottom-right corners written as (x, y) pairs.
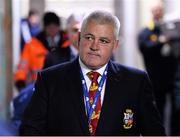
top-left (86, 20), bottom-right (112, 27)
top-left (84, 22), bottom-right (113, 32)
top-left (72, 23), bottom-right (81, 28)
top-left (83, 22), bottom-right (113, 34)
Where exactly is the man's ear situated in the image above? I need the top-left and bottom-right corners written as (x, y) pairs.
top-left (113, 40), bottom-right (119, 51)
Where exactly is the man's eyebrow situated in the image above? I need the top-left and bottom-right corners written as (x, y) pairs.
top-left (100, 37), bottom-right (111, 41)
top-left (100, 37), bottom-right (109, 39)
top-left (83, 33), bottom-right (111, 41)
top-left (83, 33), bottom-right (94, 36)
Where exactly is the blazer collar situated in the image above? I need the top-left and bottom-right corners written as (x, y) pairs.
top-left (107, 60), bottom-right (122, 82)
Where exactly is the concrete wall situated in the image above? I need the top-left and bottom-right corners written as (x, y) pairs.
top-left (0, 0), bottom-right (6, 119)
top-left (0, 0), bottom-right (13, 119)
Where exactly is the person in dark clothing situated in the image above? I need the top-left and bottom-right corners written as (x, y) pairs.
top-left (138, 24), bottom-right (176, 117)
top-left (43, 46), bottom-right (71, 68)
top-left (161, 18), bottom-right (180, 135)
top-left (19, 10), bottom-right (165, 136)
top-left (15, 12), bottom-right (70, 91)
top-left (43, 13), bottom-right (83, 69)
top-left (138, 2), bottom-right (177, 135)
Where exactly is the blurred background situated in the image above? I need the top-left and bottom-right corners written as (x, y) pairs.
top-left (0, 0), bottom-right (180, 135)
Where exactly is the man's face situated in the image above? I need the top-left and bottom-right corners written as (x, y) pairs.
top-left (29, 14), bottom-right (40, 26)
top-left (45, 24), bottom-right (60, 38)
top-left (152, 5), bottom-right (164, 21)
top-left (67, 22), bottom-right (81, 48)
top-left (78, 21), bottom-right (118, 70)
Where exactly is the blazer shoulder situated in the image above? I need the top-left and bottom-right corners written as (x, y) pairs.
top-left (111, 62), bottom-right (152, 90)
top-left (111, 61), bottom-right (147, 78)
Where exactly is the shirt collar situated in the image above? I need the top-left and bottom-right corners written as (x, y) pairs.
top-left (79, 57), bottom-right (108, 76)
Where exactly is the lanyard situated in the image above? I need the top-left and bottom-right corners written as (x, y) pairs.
top-left (80, 65), bottom-right (108, 123)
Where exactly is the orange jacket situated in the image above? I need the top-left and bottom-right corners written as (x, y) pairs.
top-left (14, 33), bottom-right (70, 83)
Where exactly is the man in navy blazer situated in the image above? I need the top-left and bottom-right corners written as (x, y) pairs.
top-left (20, 10), bottom-right (166, 136)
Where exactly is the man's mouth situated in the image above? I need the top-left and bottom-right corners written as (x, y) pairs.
top-left (88, 52), bottom-right (100, 57)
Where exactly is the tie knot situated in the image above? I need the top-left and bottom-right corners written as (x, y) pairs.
top-left (87, 71), bottom-right (100, 82)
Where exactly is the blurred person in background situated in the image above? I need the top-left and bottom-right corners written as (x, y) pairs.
top-left (138, 1), bottom-right (177, 135)
top-left (20, 9), bottom-right (41, 52)
top-left (161, 14), bottom-right (180, 136)
top-left (67, 13), bottom-right (83, 58)
top-left (43, 13), bottom-right (83, 68)
top-left (14, 12), bottom-right (70, 92)
top-left (11, 83), bottom-right (34, 131)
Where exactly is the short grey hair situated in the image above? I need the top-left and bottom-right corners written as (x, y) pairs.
top-left (81, 10), bottom-right (120, 40)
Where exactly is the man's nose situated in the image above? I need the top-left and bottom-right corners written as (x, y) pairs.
top-left (90, 39), bottom-right (99, 51)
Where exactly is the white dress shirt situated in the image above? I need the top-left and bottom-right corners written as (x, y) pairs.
top-left (79, 57), bottom-right (107, 106)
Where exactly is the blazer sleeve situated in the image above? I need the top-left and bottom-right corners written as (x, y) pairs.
top-left (19, 72), bottom-right (48, 135)
top-left (138, 72), bottom-right (166, 136)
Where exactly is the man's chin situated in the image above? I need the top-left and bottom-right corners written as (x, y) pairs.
top-left (86, 63), bottom-right (101, 70)
top-left (81, 58), bottom-right (102, 70)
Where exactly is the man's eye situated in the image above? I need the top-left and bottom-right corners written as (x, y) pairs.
top-left (99, 39), bottom-right (109, 44)
top-left (84, 36), bottom-right (93, 40)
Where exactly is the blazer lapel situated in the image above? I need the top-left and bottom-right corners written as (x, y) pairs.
top-left (95, 61), bottom-right (124, 135)
top-left (67, 58), bottom-right (90, 135)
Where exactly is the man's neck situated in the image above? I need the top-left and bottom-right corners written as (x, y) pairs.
top-left (78, 57), bottom-right (108, 76)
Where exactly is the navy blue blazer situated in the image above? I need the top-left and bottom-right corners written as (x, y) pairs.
top-left (19, 58), bottom-right (166, 136)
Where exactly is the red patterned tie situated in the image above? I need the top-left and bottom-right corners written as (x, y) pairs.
top-left (87, 71), bottom-right (101, 136)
